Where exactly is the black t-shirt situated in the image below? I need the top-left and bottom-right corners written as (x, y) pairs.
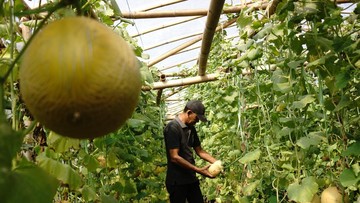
top-left (163, 116), bottom-right (201, 185)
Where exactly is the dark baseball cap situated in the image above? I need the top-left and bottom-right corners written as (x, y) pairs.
top-left (186, 100), bottom-right (208, 122)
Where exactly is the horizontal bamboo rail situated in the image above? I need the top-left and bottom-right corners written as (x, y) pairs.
top-left (164, 86), bottom-right (187, 98)
top-left (121, 3), bottom-right (268, 19)
top-left (177, 45), bottom-right (201, 54)
top-left (147, 17), bottom-right (237, 67)
top-left (141, 73), bottom-right (219, 90)
top-left (147, 34), bottom-right (203, 67)
top-left (160, 57), bottom-right (198, 72)
top-left (144, 31), bottom-right (202, 51)
top-left (138, 0), bottom-right (187, 12)
top-left (131, 16), bottom-right (202, 38)
top-left (160, 72), bottom-right (188, 78)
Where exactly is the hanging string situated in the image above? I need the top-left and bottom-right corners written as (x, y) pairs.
top-left (124, 0), bottom-right (145, 48)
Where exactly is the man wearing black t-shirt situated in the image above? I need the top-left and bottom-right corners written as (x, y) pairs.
top-left (163, 100), bottom-right (218, 203)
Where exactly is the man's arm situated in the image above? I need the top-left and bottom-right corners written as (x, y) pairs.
top-left (169, 148), bottom-right (214, 178)
top-left (194, 146), bottom-right (217, 164)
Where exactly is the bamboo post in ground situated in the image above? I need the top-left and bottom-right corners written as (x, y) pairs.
top-left (198, 0), bottom-right (226, 76)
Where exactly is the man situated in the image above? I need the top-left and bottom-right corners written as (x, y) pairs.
top-left (163, 100), bottom-right (218, 203)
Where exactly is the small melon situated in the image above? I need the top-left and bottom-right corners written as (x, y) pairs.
top-left (208, 160), bottom-right (223, 177)
top-left (321, 186), bottom-right (342, 203)
top-left (19, 17), bottom-right (141, 139)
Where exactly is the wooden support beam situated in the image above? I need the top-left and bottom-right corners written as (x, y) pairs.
top-left (142, 73), bottom-right (219, 90)
top-left (198, 0), bottom-right (226, 76)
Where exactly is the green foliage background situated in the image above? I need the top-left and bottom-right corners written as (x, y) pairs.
top-left (184, 1), bottom-right (360, 202)
top-left (0, 0), bottom-right (359, 203)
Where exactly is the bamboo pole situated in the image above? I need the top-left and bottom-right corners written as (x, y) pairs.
top-left (164, 86), bottom-right (188, 98)
top-left (142, 73), bottom-right (219, 90)
top-left (147, 35), bottom-right (203, 67)
top-left (121, 0), bottom-right (354, 19)
top-left (144, 31), bottom-right (202, 51)
top-left (165, 99), bottom-right (183, 101)
top-left (147, 17), bottom-right (237, 67)
top-left (121, 3), bottom-right (268, 19)
top-left (160, 72), bottom-right (188, 78)
top-left (138, 0), bottom-right (187, 12)
top-left (198, 0), bottom-right (226, 76)
top-left (131, 16), bottom-right (202, 38)
top-left (160, 57), bottom-right (198, 72)
top-left (177, 45), bottom-right (201, 55)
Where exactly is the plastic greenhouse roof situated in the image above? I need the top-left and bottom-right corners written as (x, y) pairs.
top-left (116, 0), bottom-right (241, 73)
top-left (116, 0), bottom-right (247, 118)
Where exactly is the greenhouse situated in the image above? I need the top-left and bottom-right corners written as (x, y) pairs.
top-left (0, 0), bottom-right (359, 202)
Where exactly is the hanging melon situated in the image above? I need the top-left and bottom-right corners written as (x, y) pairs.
top-left (19, 17), bottom-right (141, 139)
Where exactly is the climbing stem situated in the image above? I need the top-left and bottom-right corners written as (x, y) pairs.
top-left (0, 0), bottom-right (72, 85)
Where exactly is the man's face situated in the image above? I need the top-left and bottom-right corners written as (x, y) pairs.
top-left (186, 110), bottom-right (199, 126)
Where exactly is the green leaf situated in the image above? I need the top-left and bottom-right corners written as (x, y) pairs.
top-left (83, 154), bottom-right (100, 172)
top-left (239, 149), bottom-right (261, 164)
top-left (124, 178), bottom-right (137, 194)
top-left (243, 180), bottom-right (260, 196)
top-left (100, 194), bottom-right (118, 203)
top-left (334, 96), bottom-right (351, 112)
top-left (292, 95), bottom-right (316, 109)
top-left (339, 169), bottom-right (359, 187)
top-left (228, 150), bottom-right (242, 159)
top-left (352, 163), bottom-right (360, 176)
top-left (288, 60), bottom-right (305, 69)
top-left (236, 13), bottom-right (253, 28)
top-left (342, 141), bottom-right (360, 156)
top-left (287, 176), bottom-right (318, 203)
top-left (0, 162), bottom-right (59, 203)
top-left (271, 69), bottom-right (288, 83)
top-left (306, 55), bottom-right (328, 68)
top-left (316, 36), bottom-right (333, 51)
top-left (247, 48), bottom-right (262, 60)
top-left (223, 92), bottom-right (238, 103)
top-left (335, 71), bottom-right (350, 89)
top-left (82, 185), bottom-right (98, 202)
top-left (297, 131), bottom-right (325, 149)
top-left (47, 131), bottom-right (80, 153)
top-left (278, 127), bottom-right (293, 138)
top-left (297, 137), bottom-right (318, 149)
top-left (127, 118), bottom-right (146, 129)
top-left (0, 120), bottom-right (23, 169)
top-left (37, 153), bottom-right (83, 190)
top-left (273, 82), bottom-right (292, 93)
top-left (254, 23), bottom-right (273, 40)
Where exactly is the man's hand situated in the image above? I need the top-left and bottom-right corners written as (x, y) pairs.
top-left (197, 165), bottom-right (215, 178)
